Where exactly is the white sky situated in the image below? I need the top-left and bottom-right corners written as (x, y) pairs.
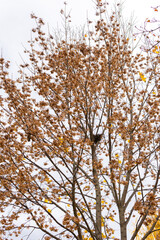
top-left (0, 0), bottom-right (160, 238)
top-left (0, 0), bottom-right (159, 73)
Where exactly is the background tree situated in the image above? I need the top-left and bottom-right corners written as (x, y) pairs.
top-left (0, 1), bottom-right (160, 240)
top-left (134, 212), bottom-right (160, 239)
top-left (136, 5), bottom-right (160, 52)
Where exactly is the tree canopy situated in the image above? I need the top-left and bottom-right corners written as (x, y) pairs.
top-left (0, 1), bottom-right (160, 240)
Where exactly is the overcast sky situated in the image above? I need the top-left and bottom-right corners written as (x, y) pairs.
top-left (0, 0), bottom-right (159, 74)
top-left (0, 0), bottom-right (160, 239)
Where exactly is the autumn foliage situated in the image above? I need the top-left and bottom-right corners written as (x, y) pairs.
top-left (0, 1), bottom-right (160, 240)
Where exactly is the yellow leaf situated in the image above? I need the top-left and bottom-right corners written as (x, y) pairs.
top-left (139, 72), bottom-right (146, 82)
top-left (109, 216), bottom-right (114, 221)
top-left (152, 46), bottom-right (160, 54)
top-left (84, 34), bottom-right (87, 37)
top-left (115, 154), bottom-right (119, 157)
top-left (58, 137), bottom-right (64, 146)
top-left (45, 178), bottom-right (52, 183)
top-left (118, 160), bottom-right (122, 164)
top-left (59, 137), bottom-right (63, 142)
top-left (82, 208), bottom-right (87, 212)
top-left (45, 199), bottom-right (52, 203)
top-left (153, 49), bottom-right (159, 54)
top-left (102, 233), bottom-right (106, 238)
top-left (137, 191), bottom-right (141, 195)
top-left (47, 209), bottom-right (52, 213)
top-left (65, 147), bottom-right (69, 152)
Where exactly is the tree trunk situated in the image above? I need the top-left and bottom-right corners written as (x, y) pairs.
top-left (92, 145), bottom-right (102, 240)
top-left (119, 207), bottom-right (127, 240)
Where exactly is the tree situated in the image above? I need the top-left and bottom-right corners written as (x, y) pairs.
top-left (134, 212), bottom-right (160, 240)
top-left (135, 5), bottom-right (160, 52)
top-left (0, 1), bottom-right (160, 240)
